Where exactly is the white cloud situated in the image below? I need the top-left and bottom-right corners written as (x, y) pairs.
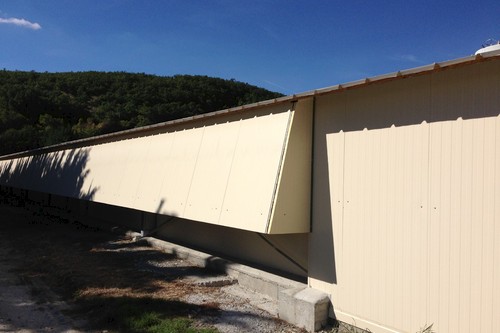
top-left (0, 17), bottom-right (41, 30)
top-left (391, 54), bottom-right (423, 63)
top-left (263, 79), bottom-right (287, 92)
top-left (399, 54), bottom-right (420, 62)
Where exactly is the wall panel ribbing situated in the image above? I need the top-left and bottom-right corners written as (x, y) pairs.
top-left (0, 103), bottom-right (313, 234)
top-left (310, 59), bottom-right (500, 333)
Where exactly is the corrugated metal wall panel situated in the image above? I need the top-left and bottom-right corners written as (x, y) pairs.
top-left (338, 79), bottom-right (432, 330)
top-left (0, 103), bottom-right (312, 234)
top-left (310, 58), bottom-right (500, 333)
top-left (494, 112), bottom-right (500, 332)
top-left (133, 132), bottom-right (176, 213)
top-left (308, 92), bottom-right (345, 300)
top-left (426, 59), bottom-right (500, 333)
top-left (184, 120), bottom-right (241, 223)
top-left (218, 109), bottom-right (291, 232)
top-left (115, 136), bottom-right (153, 209)
top-left (160, 127), bottom-right (206, 216)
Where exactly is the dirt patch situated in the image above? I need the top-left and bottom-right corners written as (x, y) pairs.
top-left (0, 196), bottom-right (305, 332)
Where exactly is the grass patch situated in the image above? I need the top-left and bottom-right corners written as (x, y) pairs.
top-left (127, 315), bottom-right (215, 333)
top-left (74, 295), bottom-right (218, 333)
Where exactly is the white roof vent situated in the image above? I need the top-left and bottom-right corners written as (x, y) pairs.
top-left (475, 38), bottom-right (500, 55)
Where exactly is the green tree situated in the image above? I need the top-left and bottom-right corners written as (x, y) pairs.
top-left (37, 114), bottom-right (71, 147)
top-left (0, 70), bottom-right (284, 155)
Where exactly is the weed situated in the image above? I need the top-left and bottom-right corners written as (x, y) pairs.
top-left (124, 312), bottom-right (213, 333)
top-left (416, 323), bottom-right (435, 333)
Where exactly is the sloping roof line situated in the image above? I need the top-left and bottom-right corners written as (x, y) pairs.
top-left (2, 52), bottom-right (499, 160)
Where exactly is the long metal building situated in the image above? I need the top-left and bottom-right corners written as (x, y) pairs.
top-left (1, 49), bottom-right (499, 333)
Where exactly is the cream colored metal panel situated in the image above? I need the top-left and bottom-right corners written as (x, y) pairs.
top-left (494, 113), bottom-right (500, 330)
top-left (427, 71), bottom-right (465, 333)
top-left (311, 75), bottom-right (434, 332)
top-left (0, 157), bottom-right (22, 188)
top-left (1, 102), bottom-right (312, 234)
top-left (468, 118), bottom-right (484, 331)
top-left (19, 155), bottom-right (37, 190)
top-left (428, 120), bottom-right (451, 332)
top-left (79, 103), bottom-right (305, 233)
top-left (477, 117), bottom-right (496, 333)
top-left (88, 141), bottom-right (124, 205)
top-left (115, 136), bottom-right (152, 209)
top-left (339, 128), bottom-right (360, 314)
top-left (3, 157), bottom-right (22, 187)
top-left (159, 127), bottom-right (205, 216)
top-left (479, 63), bottom-right (500, 333)
top-left (309, 59), bottom-right (500, 333)
top-left (324, 113), bottom-right (345, 302)
top-left (446, 119), bottom-right (464, 333)
top-left (133, 132), bottom-right (176, 213)
top-left (339, 81), bottom-right (431, 329)
top-left (393, 124), bottom-right (414, 329)
top-left (17, 155), bottom-right (33, 190)
top-left (268, 98), bottom-right (313, 234)
top-left (219, 110), bottom-right (291, 232)
top-left (55, 149), bottom-right (85, 197)
top-left (0, 150), bottom-right (76, 198)
top-left (106, 140), bottom-right (131, 202)
top-left (426, 59), bottom-right (500, 333)
top-left (183, 120), bottom-right (241, 224)
top-left (308, 92), bottom-right (345, 301)
top-left (81, 144), bottom-right (107, 202)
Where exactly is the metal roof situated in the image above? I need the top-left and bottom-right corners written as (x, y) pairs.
top-left (2, 50), bottom-right (499, 160)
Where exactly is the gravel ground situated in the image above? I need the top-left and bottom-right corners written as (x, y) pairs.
top-left (0, 195), bottom-right (307, 333)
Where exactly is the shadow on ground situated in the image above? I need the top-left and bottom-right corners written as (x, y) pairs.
top-left (0, 192), bottom-right (300, 333)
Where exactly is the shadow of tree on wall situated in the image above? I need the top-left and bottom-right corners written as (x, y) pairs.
top-left (0, 148), bottom-right (98, 200)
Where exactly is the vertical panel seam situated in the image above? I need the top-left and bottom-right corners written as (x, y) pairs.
top-left (491, 109), bottom-right (498, 331)
top-left (479, 116), bottom-right (486, 332)
top-left (132, 136), bottom-right (153, 205)
top-left (426, 73), bottom-right (433, 324)
top-left (183, 127), bottom-right (206, 216)
top-left (217, 119), bottom-right (243, 224)
top-left (309, 97), bottom-right (316, 233)
top-left (155, 131), bottom-right (178, 212)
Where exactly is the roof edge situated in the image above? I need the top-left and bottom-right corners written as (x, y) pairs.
top-left (2, 52), bottom-right (499, 160)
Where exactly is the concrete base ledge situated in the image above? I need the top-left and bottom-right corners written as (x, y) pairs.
top-left (141, 236), bottom-right (329, 332)
top-left (279, 287), bottom-right (330, 332)
top-left (141, 236), bottom-right (305, 298)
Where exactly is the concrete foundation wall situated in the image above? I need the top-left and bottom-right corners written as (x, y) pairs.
top-left (1, 187), bottom-right (308, 280)
top-left (153, 218), bottom-right (308, 279)
top-left (89, 202), bottom-right (308, 280)
top-left (87, 200), bottom-right (309, 279)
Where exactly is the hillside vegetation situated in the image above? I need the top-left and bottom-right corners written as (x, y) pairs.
top-left (0, 70), bottom-right (283, 156)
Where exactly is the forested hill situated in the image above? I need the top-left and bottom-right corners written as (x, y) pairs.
top-left (0, 70), bottom-right (284, 156)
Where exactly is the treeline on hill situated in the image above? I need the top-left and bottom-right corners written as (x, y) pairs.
top-left (0, 70), bottom-right (284, 156)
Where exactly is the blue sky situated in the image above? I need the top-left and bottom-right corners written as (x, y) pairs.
top-left (0, 1), bottom-right (499, 95)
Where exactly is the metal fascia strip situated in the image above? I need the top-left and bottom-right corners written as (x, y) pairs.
top-left (265, 104), bottom-right (295, 233)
